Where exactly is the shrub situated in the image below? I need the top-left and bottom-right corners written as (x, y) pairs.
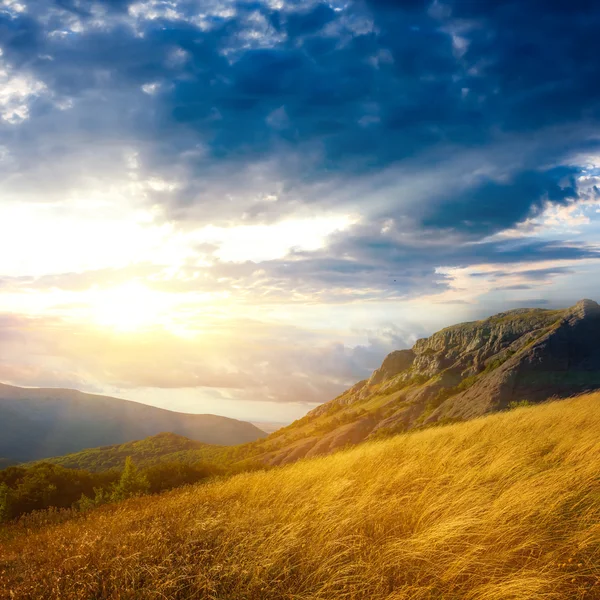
top-left (507, 399), bottom-right (533, 410)
top-left (110, 457), bottom-right (150, 501)
top-left (0, 483), bottom-right (11, 522)
top-left (143, 462), bottom-right (219, 494)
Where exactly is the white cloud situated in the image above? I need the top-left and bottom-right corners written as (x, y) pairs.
top-left (0, 0), bottom-right (26, 15)
top-left (0, 56), bottom-right (46, 124)
top-left (196, 215), bottom-right (356, 262)
top-left (141, 82), bottom-right (161, 95)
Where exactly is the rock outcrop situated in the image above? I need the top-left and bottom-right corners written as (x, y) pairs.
top-left (368, 350), bottom-right (415, 386)
top-left (427, 299), bottom-right (600, 423)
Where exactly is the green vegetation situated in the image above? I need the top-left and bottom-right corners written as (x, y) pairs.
top-left (425, 374), bottom-right (480, 413)
top-left (0, 463), bottom-right (119, 521)
top-left (507, 399), bottom-right (533, 410)
top-left (0, 483), bottom-right (10, 522)
top-left (485, 307), bottom-right (564, 328)
top-left (40, 432), bottom-right (219, 471)
top-left (110, 457), bottom-right (150, 501)
top-left (483, 349), bottom-right (516, 373)
top-left (0, 457), bottom-right (226, 522)
top-left (383, 372), bottom-right (431, 395)
top-left (368, 421), bottom-right (406, 440)
top-left (312, 408), bottom-right (368, 434)
top-left (143, 461), bottom-right (221, 494)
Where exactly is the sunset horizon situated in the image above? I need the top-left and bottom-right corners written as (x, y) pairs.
top-left (1, 0), bottom-right (600, 425)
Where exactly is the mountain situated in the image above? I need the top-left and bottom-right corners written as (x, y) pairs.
top-left (12, 298), bottom-right (600, 471)
top-left (250, 299), bottom-right (600, 465)
top-left (2, 393), bottom-right (599, 599)
top-left (0, 384), bottom-right (266, 463)
top-left (40, 432), bottom-right (221, 472)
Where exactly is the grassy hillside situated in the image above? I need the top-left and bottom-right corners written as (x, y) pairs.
top-left (40, 432), bottom-right (267, 472)
top-left (41, 432), bottom-right (217, 471)
top-left (1, 394), bottom-right (599, 599)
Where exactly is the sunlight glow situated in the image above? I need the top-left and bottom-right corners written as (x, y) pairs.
top-left (87, 283), bottom-right (173, 332)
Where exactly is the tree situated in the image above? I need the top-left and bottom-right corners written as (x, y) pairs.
top-left (142, 462), bottom-right (217, 494)
top-left (111, 457), bottom-right (149, 501)
top-left (0, 483), bottom-right (11, 522)
top-left (76, 493), bottom-right (96, 513)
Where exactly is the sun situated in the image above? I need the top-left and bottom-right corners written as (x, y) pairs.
top-left (88, 282), bottom-right (170, 332)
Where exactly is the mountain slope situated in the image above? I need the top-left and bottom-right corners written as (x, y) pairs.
top-left (2, 394), bottom-right (599, 599)
top-left (250, 299), bottom-right (600, 465)
top-left (428, 298), bottom-right (600, 422)
top-left (0, 384), bottom-right (266, 463)
top-left (40, 432), bottom-right (221, 472)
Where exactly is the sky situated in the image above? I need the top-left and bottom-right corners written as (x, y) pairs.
top-left (1, 0), bottom-right (600, 423)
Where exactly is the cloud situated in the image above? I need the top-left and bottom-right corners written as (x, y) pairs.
top-left (421, 168), bottom-right (580, 236)
top-left (1, 0), bottom-right (600, 233)
top-left (3, 0), bottom-right (600, 414)
top-left (0, 311), bottom-right (421, 405)
top-left (0, 223), bottom-right (596, 304)
top-left (0, 264), bottom-right (161, 292)
top-left (185, 225), bottom-right (599, 303)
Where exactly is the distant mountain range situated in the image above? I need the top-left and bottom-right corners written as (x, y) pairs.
top-left (0, 384), bottom-right (266, 463)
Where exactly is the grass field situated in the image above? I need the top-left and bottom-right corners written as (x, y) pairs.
top-left (1, 394), bottom-right (599, 599)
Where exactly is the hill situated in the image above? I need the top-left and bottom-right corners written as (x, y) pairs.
top-left (0, 384), bottom-right (266, 463)
top-left (1, 393), bottom-right (599, 599)
top-left (244, 298), bottom-right (600, 465)
top-left (40, 432), bottom-right (223, 472)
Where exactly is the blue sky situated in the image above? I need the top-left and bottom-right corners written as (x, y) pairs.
top-left (1, 0), bottom-right (600, 422)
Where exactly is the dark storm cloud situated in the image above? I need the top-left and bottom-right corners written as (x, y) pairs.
top-left (422, 168), bottom-right (580, 236)
top-left (471, 266), bottom-right (576, 282)
top-left (232, 230), bottom-right (598, 301)
top-left (2, 0), bottom-right (600, 289)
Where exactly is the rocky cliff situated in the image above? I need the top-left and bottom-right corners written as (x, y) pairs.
top-left (257, 299), bottom-right (600, 465)
top-left (428, 299), bottom-right (600, 423)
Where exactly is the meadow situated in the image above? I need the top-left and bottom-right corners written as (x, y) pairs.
top-left (1, 394), bottom-right (599, 599)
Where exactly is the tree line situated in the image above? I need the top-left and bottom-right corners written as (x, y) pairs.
top-left (0, 458), bottom-right (222, 522)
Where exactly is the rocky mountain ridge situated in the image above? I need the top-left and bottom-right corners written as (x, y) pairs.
top-left (256, 299), bottom-right (600, 465)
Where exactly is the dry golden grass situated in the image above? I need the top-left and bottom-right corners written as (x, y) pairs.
top-left (1, 394), bottom-right (600, 599)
